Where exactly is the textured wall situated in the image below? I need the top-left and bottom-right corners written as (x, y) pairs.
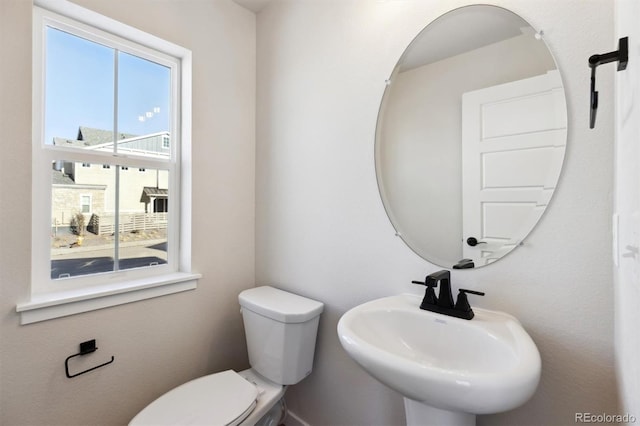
top-left (0, 0), bottom-right (256, 424)
top-left (255, 0), bottom-right (617, 425)
top-left (614, 0), bottom-right (640, 419)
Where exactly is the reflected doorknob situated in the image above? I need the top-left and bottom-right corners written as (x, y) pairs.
top-left (466, 237), bottom-right (486, 247)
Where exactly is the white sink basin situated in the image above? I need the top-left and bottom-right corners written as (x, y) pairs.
top-left (337, 294), bottom-right (541, 419)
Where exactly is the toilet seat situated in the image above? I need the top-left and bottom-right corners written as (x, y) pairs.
top-left (129, 370), bottom-right (259, 426)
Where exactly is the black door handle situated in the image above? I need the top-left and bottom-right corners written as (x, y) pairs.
top-left (466, 237), bottom-right (486, 247)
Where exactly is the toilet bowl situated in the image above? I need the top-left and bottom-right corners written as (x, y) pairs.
top-left (130, 286), bottom-right (324, 426)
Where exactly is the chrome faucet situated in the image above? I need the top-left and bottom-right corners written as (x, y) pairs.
top-left (412, 270), bottom-right (485, 320)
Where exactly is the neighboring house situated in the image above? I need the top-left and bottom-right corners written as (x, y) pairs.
top-left (51, 127), bottom-right (170, 233)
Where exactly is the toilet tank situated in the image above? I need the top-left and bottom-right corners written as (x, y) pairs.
top-left (238, 286), bottom-right (324, 385)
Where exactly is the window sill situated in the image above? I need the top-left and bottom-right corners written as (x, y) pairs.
top-left (16, 272), bottom-right (200, 324)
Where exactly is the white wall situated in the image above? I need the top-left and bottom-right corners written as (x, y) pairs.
top-left (0, 0), bottom-right (256, 424)
top-left (379, 33), bottom-right (555, 265)
top-left (614, 0), bottom-right (640, 419)
top-left (256, 1), bottom-right (617, 425)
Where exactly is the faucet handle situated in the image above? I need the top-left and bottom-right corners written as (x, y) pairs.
top-left (411, 280), bottom-right (437, 288)
top-left (460, 289), bottom-right (485, 296)
top-left (455, 289), bottom-right (485, 316)
top-left (412, 280), bottom-right (438, 306)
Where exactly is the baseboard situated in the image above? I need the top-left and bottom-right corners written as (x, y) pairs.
top-left (285, 409), bottom-right (311, 426)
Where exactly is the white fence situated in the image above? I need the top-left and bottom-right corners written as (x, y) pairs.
top-left (88, 212), bottom-right (168, 235)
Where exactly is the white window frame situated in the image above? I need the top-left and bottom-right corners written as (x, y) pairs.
top-left (80, 194), bottom-right (92, 214)
top-left (17, 0), bottom-right (199, 324)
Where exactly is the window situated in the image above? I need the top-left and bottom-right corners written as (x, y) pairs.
top-left (80, 195), bottom-right (91, 214)
top-left (18, 0), bottom-right (198, 324)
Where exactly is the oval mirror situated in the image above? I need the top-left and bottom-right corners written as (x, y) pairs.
top-left (376, 5), bottom-right (567, 269)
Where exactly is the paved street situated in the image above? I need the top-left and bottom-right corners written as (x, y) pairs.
top-left (51, 239), bottom-right (167, 278)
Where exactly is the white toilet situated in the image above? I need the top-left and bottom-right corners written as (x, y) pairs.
top-left (130, 286), bottom-right (324, 426)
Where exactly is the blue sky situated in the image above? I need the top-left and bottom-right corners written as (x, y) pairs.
top-left (45, 27), bottom-right (171, 144)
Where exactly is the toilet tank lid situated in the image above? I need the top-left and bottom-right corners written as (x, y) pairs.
top-left (239, 286), bottom-right (324, 323)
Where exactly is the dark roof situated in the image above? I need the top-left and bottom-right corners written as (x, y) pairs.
top-left (143, 187), bottom-right (168, 197)
top-left (53, 137), bottom-right (93, 148)
top-left (77, 127), bottom-right (137, 144)
top-left (53, 127), bottom-right (137, 147)
top-left (52, 169), bottom-right (75, 185)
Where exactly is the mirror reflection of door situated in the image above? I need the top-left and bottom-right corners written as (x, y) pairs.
top-left (461, 70), bottom-right (567, 266)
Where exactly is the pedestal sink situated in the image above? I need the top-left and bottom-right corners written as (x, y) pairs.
top-left (337, 294), bottom-right (541, 426)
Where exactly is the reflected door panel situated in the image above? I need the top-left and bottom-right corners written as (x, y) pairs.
top-left (462, 70), bottom-right (567, 265)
